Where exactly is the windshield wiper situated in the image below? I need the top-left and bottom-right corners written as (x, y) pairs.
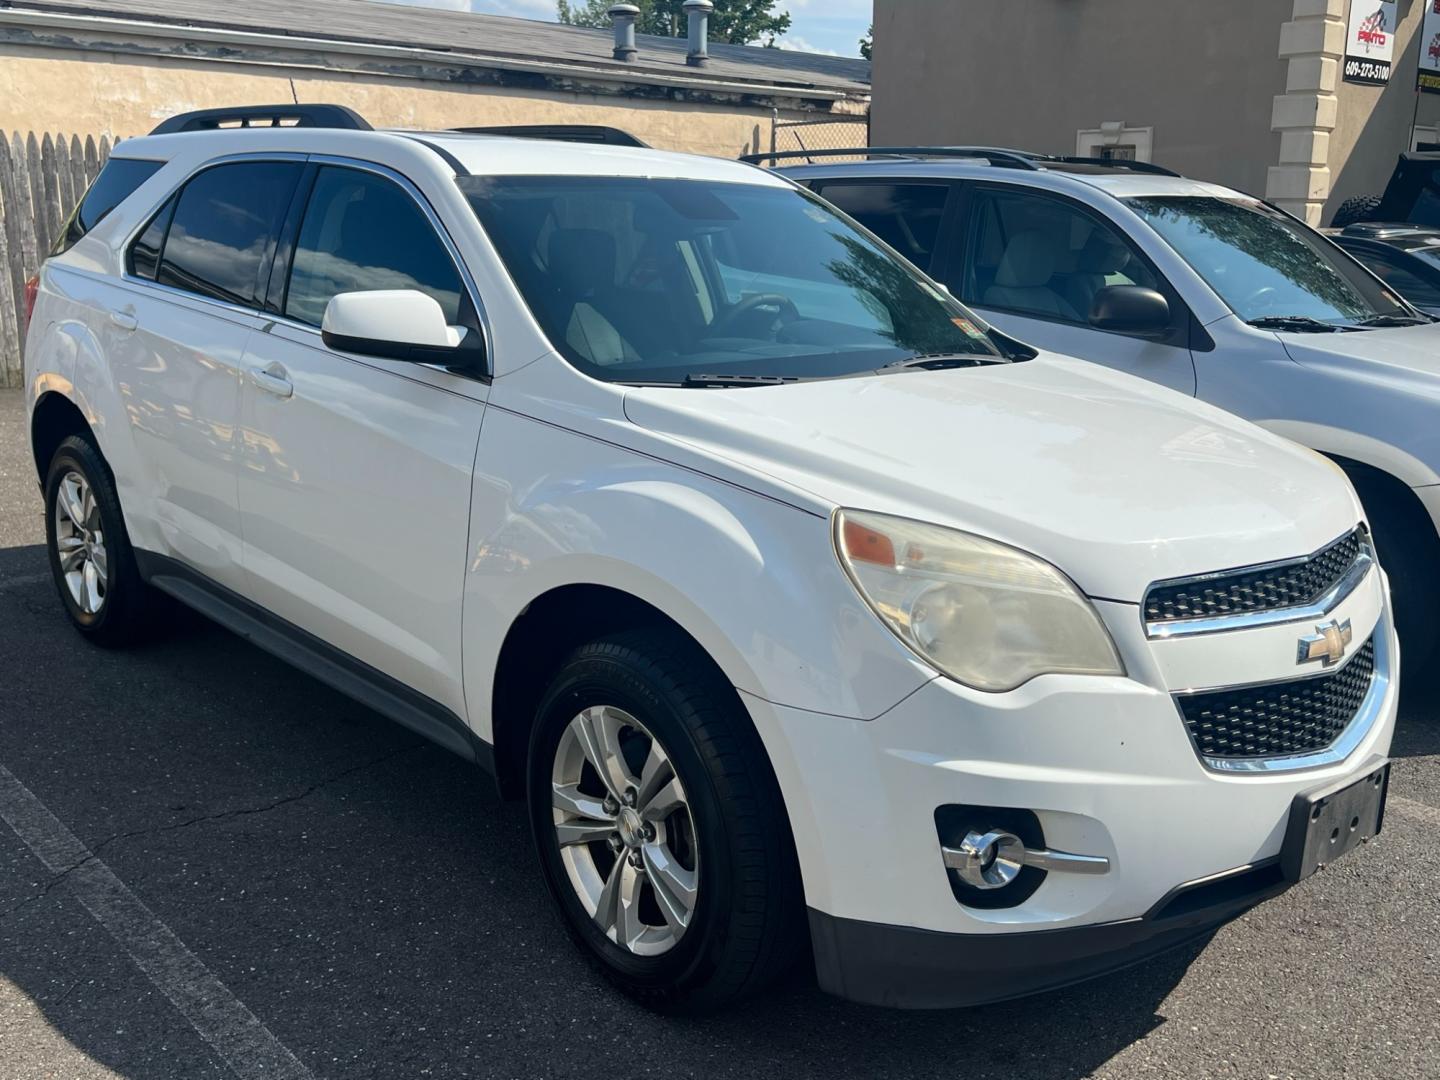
top-left (880, 353), bottom-right (1004, 372)
top-left (1247, 315), bottom-right (1345, 333)
top-left (1352, 313), bottom-right (1434, 328)
top-left (680, 373), bottom-right (803, 388)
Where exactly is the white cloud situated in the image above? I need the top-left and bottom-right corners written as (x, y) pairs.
top-left (777, 35), bottom-right (839, 56)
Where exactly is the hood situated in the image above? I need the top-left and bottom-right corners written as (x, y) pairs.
top-left (1274, 321), bottom-right (1440, 386)
top-left (622, 356), bottom-right (1361, 603)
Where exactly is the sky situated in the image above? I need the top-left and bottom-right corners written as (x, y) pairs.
top-left (366, 0), bottom-right (872, 57)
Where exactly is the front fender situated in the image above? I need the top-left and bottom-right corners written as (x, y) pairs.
top-left (1258, 418), bottom-right (1440, 490)
top-left (461, 407), bottom-right (934, 741)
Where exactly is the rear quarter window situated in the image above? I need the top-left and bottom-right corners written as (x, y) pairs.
top-left (51, 157), bottom-right (164, 255)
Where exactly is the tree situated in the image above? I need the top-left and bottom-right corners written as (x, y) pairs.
top-left (557, 0), bottom-right (791, 46)
top-left (859, 23), bottom-right (872, 61)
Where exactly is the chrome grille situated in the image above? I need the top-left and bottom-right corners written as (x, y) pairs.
top-left (1176, 637), bottom-right (1376, 761)
top-left (1145, 529), bottom-right (1364, 625)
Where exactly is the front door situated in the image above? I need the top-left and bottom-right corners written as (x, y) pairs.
top-left (948, 184), bottom-right (1198, 395)
top-left (236, 163), bottom-right (487, 718)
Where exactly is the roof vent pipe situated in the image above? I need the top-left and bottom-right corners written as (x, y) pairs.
top-left (608, 3), bottom-right (640, 61)
top-left (684, 0), bottom-right (713, 67)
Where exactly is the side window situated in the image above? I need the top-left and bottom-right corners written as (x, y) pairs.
top-left (1349, 247), bottom-right (1440, 309)
top-left (128, 195), bottom-right (176, 281)
top-left (156, 161), bottom-right (303, 307)
top-left (284, 166), bottom-right (464, 328)
top-left (53, 157), bottom-right (164, 256)
top-left (811, 182), bottom-right (951, 269)
top-left (953, 188), bottom-right (1160, 326)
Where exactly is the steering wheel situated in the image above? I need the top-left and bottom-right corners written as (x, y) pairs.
top-left (710, 293), bottom-right (801, 337)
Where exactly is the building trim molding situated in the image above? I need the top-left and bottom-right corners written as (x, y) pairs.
top-left (1267, 0), bottom-right (1345, 225)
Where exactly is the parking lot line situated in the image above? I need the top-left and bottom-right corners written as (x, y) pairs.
top-left (0, 763), bottom-right (315, 1080)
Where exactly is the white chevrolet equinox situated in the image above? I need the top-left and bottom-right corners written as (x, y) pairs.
top-left (22, 106), bottom-right (1397, 1011)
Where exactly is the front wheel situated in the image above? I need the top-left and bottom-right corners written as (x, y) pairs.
top-left (527, 630), bottom-right (803, 1012)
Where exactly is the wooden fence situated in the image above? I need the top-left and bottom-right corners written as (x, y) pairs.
top-left (0, 132), bottom-right (114, 388)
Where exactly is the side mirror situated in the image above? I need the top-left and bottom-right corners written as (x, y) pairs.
top-left (321, 290), bottom-right (484, 369)
top-left (1088, 285), bottom-right (1171, 337)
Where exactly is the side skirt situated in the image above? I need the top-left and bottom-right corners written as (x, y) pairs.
top-left (135, 551), bottom-right (495, 775)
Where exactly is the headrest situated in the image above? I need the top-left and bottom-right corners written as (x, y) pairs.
top-left (548, 229), bottom-right (617, 295)
top-left (994, 231), bottom-right (1062, 289)
top-left (1077, 230), bottom-right (1131, 275)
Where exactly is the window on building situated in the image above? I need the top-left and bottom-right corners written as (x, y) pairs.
top-left (953, 187), bottom-right (1159, 324)
top-left (284, 166), bottom-right (464, 328)
top-left (156, 161), bottom-right (303, 307)
top-left (810, 182), bottom-right (952, 270)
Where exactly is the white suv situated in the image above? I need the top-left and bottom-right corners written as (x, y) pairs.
top-left (23, 107), bottom-right (1397, 1011)
top-left (772, 148), bottom-right (1440, 668)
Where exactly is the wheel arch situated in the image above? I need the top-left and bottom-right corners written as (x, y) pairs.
top-left (486, 579), bottom-right (760, 802)
top-left (1257, 418), bottom-right (1440, 490)
top-left (29, 386), bottom-right (97, 484)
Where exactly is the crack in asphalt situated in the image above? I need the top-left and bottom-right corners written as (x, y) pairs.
top-left (0, 744), bottom-right (424, 921)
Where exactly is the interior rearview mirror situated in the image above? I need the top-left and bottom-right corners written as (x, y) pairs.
top-left (1088, 285), bottom-right (1171, 337)
top-left (321, 290), bottom-right (484, 369)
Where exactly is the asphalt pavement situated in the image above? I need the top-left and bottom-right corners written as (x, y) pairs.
top-left (0, 388), bottom-right (1436, 1079)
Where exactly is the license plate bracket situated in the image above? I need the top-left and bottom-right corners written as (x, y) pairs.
top-left (1281, 760), bottom-right (1389, 883)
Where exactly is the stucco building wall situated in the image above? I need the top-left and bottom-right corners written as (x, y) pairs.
top-left (0, 45), bottom-right (840, 157)
top-left (871, 0), bottom-right (1293, 196)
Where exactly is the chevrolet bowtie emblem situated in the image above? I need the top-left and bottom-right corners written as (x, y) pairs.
top-left (1297, 618), bottom-right (1353, 667)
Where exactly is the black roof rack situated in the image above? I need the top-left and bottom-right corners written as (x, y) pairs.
top-left (1043, 155), bottom-right (1180, 177)
top-left (742, 145), bottom-right (1182, 177)
top-left (453, 124), bottom-right (650, 148)
top-left (740, 146), bottom-right (1042, 169)
top-left (149, 104), bottom-right (372, 136)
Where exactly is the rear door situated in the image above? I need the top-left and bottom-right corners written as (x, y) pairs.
top-left (944, 184), bottom-right (1197, 394)
top-left (108, 158), bottom-right (303, 590)
top-left (236, 160), bottom-right (487, 719)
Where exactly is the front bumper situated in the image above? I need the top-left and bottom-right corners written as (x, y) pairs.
top-left (745, 579), bottom-right (1398, 1006)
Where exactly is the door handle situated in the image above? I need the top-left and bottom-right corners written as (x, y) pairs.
top-left (108, 308), bottom-right (138, 332)
top-left (247, 364), bottom-right (293, 399)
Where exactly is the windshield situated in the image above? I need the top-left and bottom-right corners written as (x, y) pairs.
top-left (458, 176), bottom-right (1006, 384)
top-left (1125, 195), bottom-right (1410, 327)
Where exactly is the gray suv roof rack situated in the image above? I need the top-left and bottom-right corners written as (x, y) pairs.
top-left (740, 146), bottom-right (1042, 169)
top-left (741, 145), bottom-right (1181, 177)
top-left (453, 124), bottom-right (650, 147)
top-left (149, 104), bottom-right (372, 136)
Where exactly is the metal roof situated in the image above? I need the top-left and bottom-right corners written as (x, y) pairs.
top-left (0, 0), bottom-right (871, 97)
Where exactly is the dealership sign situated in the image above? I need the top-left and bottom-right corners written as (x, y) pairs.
top-left (1421, 1), bottom-right (1440, 93)
top-left (1344, 0), bottom-right (1397, 84)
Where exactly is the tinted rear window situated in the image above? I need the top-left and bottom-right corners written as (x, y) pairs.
top-left (157, 161), bottom-right (303, 308)
top-left (52, 157), bottom-right (163, 255)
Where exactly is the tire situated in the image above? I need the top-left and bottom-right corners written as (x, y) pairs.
top-left (1331, 193), bottom-right (1383, 228)
top-left (43, 435), bottom-right (167, 647)
top-left (526, 629), bottom-right (803, 1012)
top-left (1347, 466), bottom-right (1440, 669)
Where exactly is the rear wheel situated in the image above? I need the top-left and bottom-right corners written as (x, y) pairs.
top-left (527, 630), bottom-right (803, 1012)
top-left (43, 436), bottom-right (167, 646)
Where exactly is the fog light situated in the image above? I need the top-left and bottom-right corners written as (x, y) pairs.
top-left (942, 827), bottom-right (1111, 891)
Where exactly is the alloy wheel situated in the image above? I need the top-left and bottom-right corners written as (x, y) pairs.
top-left (551, 705), bottom-right (699, 956)
top-left (53, 470), bottom-right (108, 615)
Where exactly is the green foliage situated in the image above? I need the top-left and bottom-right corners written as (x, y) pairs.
top-left (859, 23), bottom-right (872, 61)
top-left (557, 0), bottom-right (792, 46)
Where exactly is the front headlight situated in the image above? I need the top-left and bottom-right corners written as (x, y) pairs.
top-left (834, 509), bottom-right (1124, 693)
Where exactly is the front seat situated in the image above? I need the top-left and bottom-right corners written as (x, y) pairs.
top-left (984, 231), bottom-right (1082, 320)
top-left (547, 228), bottom-right (644, 367)
top-left (1059, 230), bottom-right (1134, 318)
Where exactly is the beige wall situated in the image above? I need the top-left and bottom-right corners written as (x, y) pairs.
top-left (0, 44), bottom-right (840, 158)
top-left (871, 0), bottom-right (1292, 194)
top-left (1328, 0), bottom-right (1440, 215)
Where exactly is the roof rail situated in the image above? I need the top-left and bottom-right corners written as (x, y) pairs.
top-left (740, 146), bottom-right (1042, 169)
top-left (1042, 155), bottom-right (1181, 177)
top-left (149, 104), bottom-right (372, 136)
top-left (453, 124), bottom-right (650, 148)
